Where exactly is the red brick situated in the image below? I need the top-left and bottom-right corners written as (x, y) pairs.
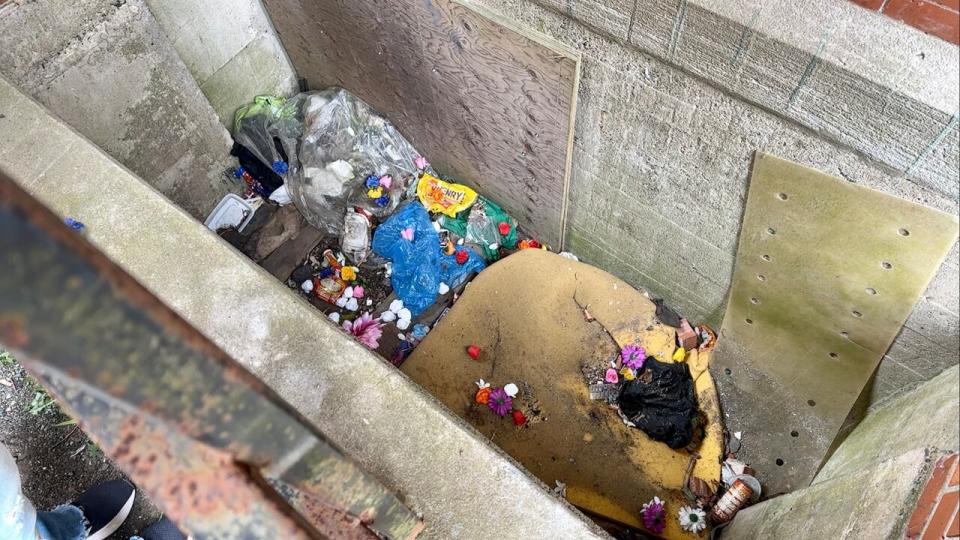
top-left (922, 491), bottom-right (959, 540)
top-left (884, 0), bottom-right (960, 44)
top-left (908, 455), bottom-right (958, 538)
top-left (850, 0), bottom-right (886, 10)
top-left (931, 0), bottom-right (960, 13)
top-left (948, 511), bottom-right (959, 537)
top-left (950, 464), bottom-right (959, 488)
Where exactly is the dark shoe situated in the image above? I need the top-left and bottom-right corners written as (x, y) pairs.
top-left (139, 516), bottom-right (188, 540)
top-left (72, 479), bottom-right (136, 540)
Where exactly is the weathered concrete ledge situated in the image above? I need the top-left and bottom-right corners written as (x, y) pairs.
top-left (527, 0), bottom-right (960, 198)
top-left (0, 76), bottom-right (608, 540)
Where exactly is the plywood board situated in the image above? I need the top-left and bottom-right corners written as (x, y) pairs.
top-left (261, 0), bottom-right (580, 248)
top-left (712, 152), bottom-right (959, 495)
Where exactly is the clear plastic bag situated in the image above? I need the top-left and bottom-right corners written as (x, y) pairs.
top-left (286, 89), bottom-right (422, 235)
top-left (371, 203), bottom-right (440, 317)
top-left (233, 95), bottom-right (302, 175)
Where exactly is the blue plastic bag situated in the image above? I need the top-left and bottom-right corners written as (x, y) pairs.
top-left (372, 203), bottom-right (440, 317)
top-left (439, 248), bottom-right (486, 288)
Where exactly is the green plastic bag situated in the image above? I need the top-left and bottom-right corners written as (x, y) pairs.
top-left (440, 196), bottom-right (517, 260)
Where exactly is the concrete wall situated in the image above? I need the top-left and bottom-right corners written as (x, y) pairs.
top-left (0, 77), bottom-right (608, 540)
top-left (722, 365), bottom-right (959, 538)
top-left (472, 0), bottom-right (960, 405)
top-left (143, 0), bottom-right (298, 129)
top-left (0, 0), bottom-right (235, 219)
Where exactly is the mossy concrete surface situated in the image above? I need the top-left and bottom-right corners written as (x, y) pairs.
top-left (0, 76), bottom-right (607, 540)
top-left (723, 365), bottom-right (958, 539)
top-left (815, 365), bottom-right (960, 485)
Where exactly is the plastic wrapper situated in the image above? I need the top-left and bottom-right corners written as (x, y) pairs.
top-left (286, 88), bottom-right (422, 235)
top-left (440, 196), bottom-right (518, 261)
top-left (233, 95), bottom-right (302, 178)
top-left (439, 248), bottom-right (486, 288)
top-left (371, 203), bottom-right (440, 317)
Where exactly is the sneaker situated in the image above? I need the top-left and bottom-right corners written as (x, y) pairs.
top-left (72, 479), bottom-right (136, 540)
top-left (138, 516), bottom-right (188, 540)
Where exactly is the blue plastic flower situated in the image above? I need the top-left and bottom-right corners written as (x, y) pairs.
top-left (233, 167), bottom-right (246, 178)
top-left (365, 175), bottom-right (381, 189)
top-left (374, 195), bottom-right (391, 208)
top-left (272, 160), bottom-right (289, 175)
top-left (64, 218), bottom-right (85, 232)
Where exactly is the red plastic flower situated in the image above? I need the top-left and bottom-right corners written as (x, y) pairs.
top-left (512, 410), bottom-right (527, 426)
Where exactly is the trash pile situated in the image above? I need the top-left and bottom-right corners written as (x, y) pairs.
top-left (211, 88), bottom-right (550, 362)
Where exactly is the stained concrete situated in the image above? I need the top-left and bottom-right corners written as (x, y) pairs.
top-left (721, 448), bottom-right (933, 540)
top-left (472, 0), bottom-right (960, 406)
top-left (722, 365), bottom-right (959, 538)
top-left (0, 77), bottom-right (608, 540)
top-left (0, 0), bottom-right (235, 219)
top-left (816, 365), bottom-right (960, 484)
top-left (143, 0), bottom-right (298, 128)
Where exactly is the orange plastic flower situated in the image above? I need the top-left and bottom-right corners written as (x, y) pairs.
top-left (475, 387), bottom-right (491, 405)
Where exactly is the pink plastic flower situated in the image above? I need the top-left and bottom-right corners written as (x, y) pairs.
top-left (487, 387), bottom-right (513, 417)
top-left (343, 313), bottom-right (384, 349)
top-left (401, 227), bottom-right (415, 241)
top-left (621, 344), bottom-right (646, 370)
top-left (605, 368), bottom-right (619, 384)
top-left (352, 285), bottom-right (365, 299)
top-left (414, 156), bottom-right (429, 170)
top-left (379, 175), bottom-right (393, 190)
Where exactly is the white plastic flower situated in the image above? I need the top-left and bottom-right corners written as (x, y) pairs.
top-left (678, 505), bottom-right (707, 533)
top-left (503, 383), bottom-right (519, 397)
top-left (475, 379), bottom-right (491, 389)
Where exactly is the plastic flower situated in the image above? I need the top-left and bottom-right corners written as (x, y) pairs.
top-left (401, 227), bottom-right (415, 241)
top-left (340, 266), bottom-right (357, 281)
top-left (367, 187), bottom-right (384, 199)
top-left (487, 387), bottom-right (512, 417)
top-left (512, 410), bottom-right (527, 426)
top-left (621, 344), bottom-right (646, 370)
top-left (343, 313), bottom-right (383, 349)
top-left (414, 156), bottom-right (429, 170)
top-left (641, 496), bottom-right (666, 534)
top-left (619, 367), bottom-right (636, 381)
top-left (365, 175), bottom-right (380, 189)
top-left (605, 368), bottom-right (619, 384)
top-left (678, 505), bottom-right (707, 533)
top-left (475, 387), bottom-right (491, 405)
top-left (379, 175), bottom-right (393, 189)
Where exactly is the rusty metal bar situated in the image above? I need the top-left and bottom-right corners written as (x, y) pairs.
top-left (0, 174), bottom-right (423, 539)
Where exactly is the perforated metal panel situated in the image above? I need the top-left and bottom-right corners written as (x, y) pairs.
top-left (713, 153), bottom-right (959, 495)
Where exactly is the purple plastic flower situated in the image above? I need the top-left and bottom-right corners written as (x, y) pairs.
top-left (641, 496), bottom-right (666, 534)
top-left (621, 344), bottom-right (646, 370)
top-left (487, 387), bottom-right (513, 417)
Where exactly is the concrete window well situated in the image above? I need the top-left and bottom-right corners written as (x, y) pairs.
top-left (1, 0), bottom-right (958, 539)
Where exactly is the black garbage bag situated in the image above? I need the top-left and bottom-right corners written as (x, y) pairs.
top-left (617, 357), bottom-right (698, 449)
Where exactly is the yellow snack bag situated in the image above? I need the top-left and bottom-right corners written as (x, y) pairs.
top-left (416, 173), bottom-right (478, 217)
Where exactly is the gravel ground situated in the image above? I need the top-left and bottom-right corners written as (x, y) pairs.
top-left (0, 352), bottom-right (160, 539)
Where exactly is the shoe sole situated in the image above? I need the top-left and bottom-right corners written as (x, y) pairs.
top-left (87, 489), bottom-right (136, 540)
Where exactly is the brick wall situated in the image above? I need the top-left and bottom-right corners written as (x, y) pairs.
top-left (907, 452), bottom-right (960, 539)
top-left (850, 0), bottom-right (960, 44)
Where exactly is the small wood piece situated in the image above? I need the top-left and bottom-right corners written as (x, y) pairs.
top-left (261, 0), bottom-right (581, 248)
top-left (261, 226), bottom-right (325, 280)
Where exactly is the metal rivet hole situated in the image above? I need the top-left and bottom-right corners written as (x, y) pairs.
top-left (776, 458), bottom-right (785, 466)
top-left (829, 352), bottom-right (839, 359)
top-left (777, 193), bottom-right (788, 201)
top-left (898, 228), bottom-right (910, 237)
top-left (866, 287), bottom-right (878, 295)
top-left (852, 310), bottom-right (863, 318)
top-left (745, 318), bottom-right (754, 325)
top-left (724, 368), bottom-right (732, 376)
top-left (807, 399), bottom-right (816, 407)
top-left (757, 274), bottom-right (767, 282)
top-left (790, 430), bottom-right (799, 437)
top-left (767, 228), bottom-right (777, 235)
top-left (762, 254), bottom-right (772, 262)
top-left (750, 297), bottom-right (760, 305)
top-left (840, 331), bottom-right (849, 339)
top-left (881, 262), bottom-right (893, 270)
